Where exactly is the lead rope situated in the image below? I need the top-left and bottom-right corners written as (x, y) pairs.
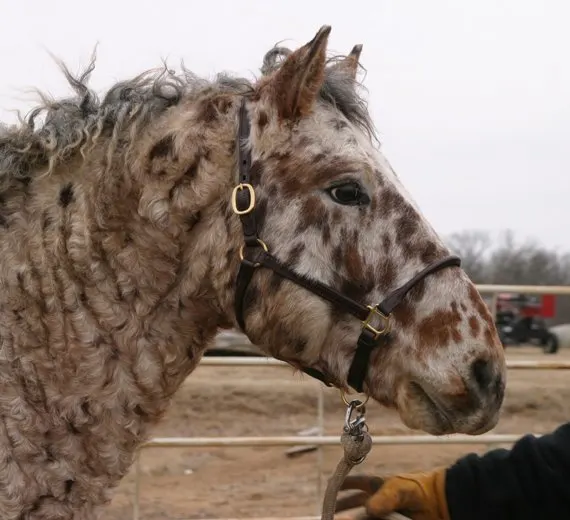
top-left (320, 399), bottom-right (411, 520)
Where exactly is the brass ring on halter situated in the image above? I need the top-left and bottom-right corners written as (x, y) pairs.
top-left (340, 389), bottom-right (369, 409)
top-left (238, 239), bottom-right (268, 261)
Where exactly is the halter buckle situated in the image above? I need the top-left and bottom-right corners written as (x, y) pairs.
top-left (362, 305), bottom-right (391, 338)
top-left (231, 183), bottom-right (256, 215)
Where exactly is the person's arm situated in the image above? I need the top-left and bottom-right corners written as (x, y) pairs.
top-left (335, 421), bottom-right (570, 520)
top-left (446, 421), bottom-right (570, 520)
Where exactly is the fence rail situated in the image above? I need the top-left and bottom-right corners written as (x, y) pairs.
top-left (475, 284), bottom-right (570, 295)
top-left (134, 357), bottom-right (565, 520)
top-left (133, 283), bottom-right (570, 520)
top-left (197, 356), bottom-right (570, 370)
top-left (142, 433), bottom-right (538, 449)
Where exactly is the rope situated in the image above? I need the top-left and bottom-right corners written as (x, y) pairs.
top-left (320, 400), bottom-right (411, 520)
top-left (320, 430), bottom-right (371, 520)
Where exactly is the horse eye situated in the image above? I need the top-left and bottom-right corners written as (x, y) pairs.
top-left (327, 183), bottom-right (370, 206)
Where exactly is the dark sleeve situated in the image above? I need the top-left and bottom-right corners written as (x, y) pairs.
top-left (445, 421), bottom-right (570, 520)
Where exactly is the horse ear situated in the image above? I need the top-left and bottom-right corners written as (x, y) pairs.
top-left (264, 25), bottom-right (331, 120)
top-left (330, 44), bottom-right (363, 82)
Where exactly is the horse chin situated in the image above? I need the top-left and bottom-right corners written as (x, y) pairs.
top-left (395, 381), bottom-right (462, 436)
top-left (394, 381), bottom-right (499, 436)
top-left (403, 407), bottom-right (455, 435)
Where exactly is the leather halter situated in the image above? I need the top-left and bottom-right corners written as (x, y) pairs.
top-left (231, 98), bottom-right (461, 393)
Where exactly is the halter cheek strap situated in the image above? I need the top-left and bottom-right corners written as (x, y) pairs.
top-left (231, 98), bottom-right (461, 393)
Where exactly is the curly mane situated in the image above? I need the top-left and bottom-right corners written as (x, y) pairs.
top-left (0, 45), bottom-right (375, 194)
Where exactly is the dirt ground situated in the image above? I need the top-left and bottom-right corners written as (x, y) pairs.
top-left (102, 346), bottom-right (570, 520)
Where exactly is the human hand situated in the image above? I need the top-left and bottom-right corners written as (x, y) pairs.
top-left (335, 468), bottom-right (449, 520)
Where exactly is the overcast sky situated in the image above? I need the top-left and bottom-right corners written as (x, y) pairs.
top-left (1, 0), bottom-right (568, 250)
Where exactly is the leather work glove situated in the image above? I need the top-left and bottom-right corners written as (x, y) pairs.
top-left (335, 468), bottom-right (450, 520)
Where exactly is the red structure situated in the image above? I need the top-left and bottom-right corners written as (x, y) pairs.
top-left (496, 293), bottom-right (556, 318)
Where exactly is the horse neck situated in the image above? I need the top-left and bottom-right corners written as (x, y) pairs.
top-left (121, 95), bottom-right (251, 334)
top-left (61, 105), bottom-right (242, 388)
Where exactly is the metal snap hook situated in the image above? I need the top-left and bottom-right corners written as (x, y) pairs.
top-left (340, 389), bottom-right (369, 409)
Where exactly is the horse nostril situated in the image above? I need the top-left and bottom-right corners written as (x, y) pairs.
top-left (471, 357), bottom-right (494, 392)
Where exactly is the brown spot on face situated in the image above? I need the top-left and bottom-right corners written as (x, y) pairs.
top-left (468, 284), bottom-right (495, 329)
top-left (288, 243), bottom-right (304, 265)
top-left (279, 174), bottom-right (302, 198)
top-left (376, 257), bottom-right (396, 289)
top-left (393, 299), bottom-right (415, 328)
top-left (421, 242), bottom-right (440, 264)
top-left (344, 231), bottom-right (366, 281)
top-left (149, 134), bottom-right (175, 160)
top-left (468, 315), bottom-right (481, 338)
top-left (331, 208), bottom-right (342, 225)
top-left (417, 306), bottom-right (462, 349)
top-left (451, 324), bottom-right (463, 343)
top-left (339, 277), bottom-right (374, 304)
top-left (340, 237), bottom-right (375, 303)
top-left (322, 220), bottom-right (331, 243)
top-left (484, 326), bottom-right (494, 346)
top-left (374, 170), bottom-right (386, 187)
top-left (377, 187), bottom-right (404, 218)
top-left (369, 196), bottom-right (378, 214)
top-left (332, 244), bottom-right (343, 270)
top-left (407, 278), bottom-right (427, 304)
top-left (297, 197), bottom-right (327, 234)
top-left (395, 213), bottom-right (418, 245)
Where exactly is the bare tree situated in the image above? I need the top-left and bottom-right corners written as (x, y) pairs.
top-left (446, 229), bottom-right (492, 283)
top-left (445, 228), bottom-right (570, 325)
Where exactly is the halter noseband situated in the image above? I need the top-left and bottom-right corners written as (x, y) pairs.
top-left (231, 98), bottom-right (461, 393)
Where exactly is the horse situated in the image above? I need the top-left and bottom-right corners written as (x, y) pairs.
top-left (0, 25), bottom-right (505, 519)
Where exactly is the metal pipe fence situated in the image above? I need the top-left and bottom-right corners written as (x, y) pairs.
top-left (132, 357), bottom-right (563, 520)
top-left (132, 283), bottom-right (570, 520)
top-left (142, 433), bottom-right (539, 448)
